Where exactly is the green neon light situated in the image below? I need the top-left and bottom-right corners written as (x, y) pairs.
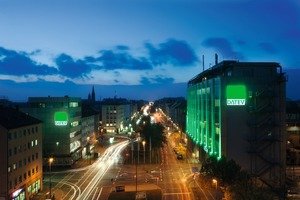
top-left (54, 112), bottom-right (68, 126)
top-left (226, 85), bottom-right (246, 106)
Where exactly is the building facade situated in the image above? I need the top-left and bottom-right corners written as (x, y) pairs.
top-left (0, 107), bottom-right (43, 200)
top-left (101, 98), bottom-right (131, 134)
top-left (186, 61), bottom-right (286, 192)
top-left (21, 96), bottom-right (82, 166)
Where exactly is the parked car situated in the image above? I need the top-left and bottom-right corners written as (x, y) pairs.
top-left (177, 154), bottom-right (183, 160)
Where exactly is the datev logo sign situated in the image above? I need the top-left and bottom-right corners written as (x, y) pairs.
top-left (54, 112), bottom-right (68, 126)
top-left (226, 85), bottom-right (246, 106)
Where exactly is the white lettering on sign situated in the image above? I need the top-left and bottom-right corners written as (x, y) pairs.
top-left (227, 99), bottom-right (246, 106)
top-left (55, 121), bottom-right (68, 126)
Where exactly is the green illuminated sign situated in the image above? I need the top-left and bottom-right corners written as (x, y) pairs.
top-left (226, 85), bottom-right (246, 106)
top-left (54, 112), bottom-right (68, 126)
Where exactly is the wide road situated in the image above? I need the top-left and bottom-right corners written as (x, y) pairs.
top-left (47, 140), bottom-right (129, 200)
top-left (157, 142), bottom-right (216, 200)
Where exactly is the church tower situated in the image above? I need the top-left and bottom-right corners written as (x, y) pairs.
top-left (92, 85), bottom-right (95, 103)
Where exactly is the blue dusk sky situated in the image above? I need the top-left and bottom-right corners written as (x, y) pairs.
top-left (0, 0), bottom-right (300, 101)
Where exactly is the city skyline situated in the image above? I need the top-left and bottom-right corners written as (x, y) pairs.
top-left (0, 0), bottom-right (300, 101)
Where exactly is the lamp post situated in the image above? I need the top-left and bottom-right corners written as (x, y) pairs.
top-left (212, 179), bottom-right (218, 200)
top-left (192, 153), bottom-right (195, 166)
top-left (49, 157), bottom-right (54, 199)
top-left (142, 140), bottom-right (146, 164)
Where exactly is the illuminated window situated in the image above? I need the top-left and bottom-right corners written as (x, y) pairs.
top-left (69, 102), bottom-right (79, 107)
top-left (35, 139), bottom-right (38, 146)
top-left (71, 121), bottom-right (79, 127)
top-left (13, 163), bottom-right (17, 170)
top-left (8, 166), bottom-right (11, 173)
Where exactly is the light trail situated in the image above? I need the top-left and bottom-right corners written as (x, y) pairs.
top-left (75, 140), bottom-right (129, 200)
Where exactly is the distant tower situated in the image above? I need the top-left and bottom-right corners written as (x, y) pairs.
top-left (92, 85), bottom-right (95, 103)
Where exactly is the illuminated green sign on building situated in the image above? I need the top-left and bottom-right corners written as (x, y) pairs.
top-left (54, 112), bottom-right (68, 126)
top-left (226, 85), bottom-right (246, 106)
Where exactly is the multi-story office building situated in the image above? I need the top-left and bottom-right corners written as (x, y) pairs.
top-left (0, 107), bottom-right (43, 200)
top-left (186, 60), bottom-right (286, 192)
top-left (101, 98), bottom-right (130, 134)
top-left (20, 96), bottom-right (82, 166)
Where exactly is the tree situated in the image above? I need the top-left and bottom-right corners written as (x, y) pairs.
top-left (141, 122), bottom-right (166, 148)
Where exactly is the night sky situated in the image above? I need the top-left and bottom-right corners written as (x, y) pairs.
top-left (0, 0), bottom-right (299, 101)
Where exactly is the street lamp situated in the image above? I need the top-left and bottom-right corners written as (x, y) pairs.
top-left (212, 179), bottom-right (218, 200)
top-left (49, 157), bottom-right (54, 199)
top-left (192, 153), bottom-right (195, 166)
top-left (142, 140), bottom-right (146, 164)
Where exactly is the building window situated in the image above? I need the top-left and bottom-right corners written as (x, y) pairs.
top-left (69, 102), bottom-right (79, 107)
top-left (8, 149), bottom-right (12, 157)
top-left (32, 154), bottom-right (35, 161)
top-left (32, 168), bottom-right (35, 174)
top-left (35, 139), bottom-right (38, 146)
top-left (19, 175), bottom-right (22, 183)
top-left (24, 158), bottom-right (27, 165)
top-left (14, 147), bottom-right (17, 155)
top-left (31, 140), bottom-right (34, 147)
top-left (28, 170), bottom-right (31, 177)
top-left (23, 129), bottom-right (26, 136)
top-left (13, 163), bottom-right (17, 170)
top-left (36, 166), bottom-right (39, 173)
top-left (8, 166), bottom-right (11, 173)
top-left (28, 156), bottom-right (31, 163)
top-left (36, 153), bottom-right (38, 159)
top-left (19, 160), bottom-right (22, 168)
top-left (24, 173), bottom-right (27, 180)
top-left (18, 145), bottom-right (22, 153)
top-left (8, 132), bottom-right (12, 140)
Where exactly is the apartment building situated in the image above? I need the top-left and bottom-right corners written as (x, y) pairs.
top-left (0, 107), bottom-right (43, 200)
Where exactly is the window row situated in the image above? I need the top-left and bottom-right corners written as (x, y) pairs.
top-left (9, 140), bottom-right (38, 156)
top-left (9, 166), bottom-right (39, 189)
top-left (8, 153), bottom-right (39, 172)
top-left (8, 126), bottom-right (39, 140)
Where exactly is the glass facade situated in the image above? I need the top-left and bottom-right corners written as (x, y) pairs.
top-left (186, 77), bottom-right (221, 159)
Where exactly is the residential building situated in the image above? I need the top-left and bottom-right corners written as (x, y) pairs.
top-left (186, 60), bottom-right (286, 193)
top-left (0, 106), bottom-right (43, 200)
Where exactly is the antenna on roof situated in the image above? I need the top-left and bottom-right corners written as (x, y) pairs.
top-left (202, 55), bottom-right (205, 71)
top-left (215, 53), bottom-right (218, 65)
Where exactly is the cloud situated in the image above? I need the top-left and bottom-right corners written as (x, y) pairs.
top-left (140, 75), bottom-right (174, 85)
top-left (96, 49), bottom-right (152, 70)
top-left (0, 39), bottom-right (199, 84)
top-left (55, 53), bottom-right (92, 78)
top-left (145, 39), bottom-right (198, 67)
top-left (0, 47), bottom-right (58, 76)
top-left (202, 38), bottom-right (244, 60)
top-left (258, 42), bottom-right (277, 54)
